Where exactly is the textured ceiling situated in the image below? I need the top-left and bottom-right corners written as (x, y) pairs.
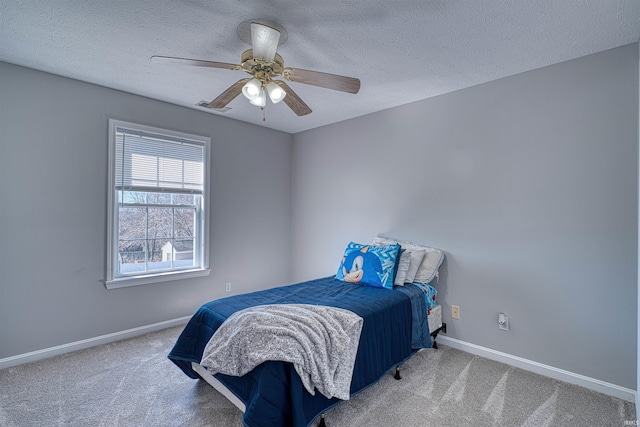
top-left (1, 1), bottom-right (638, 134)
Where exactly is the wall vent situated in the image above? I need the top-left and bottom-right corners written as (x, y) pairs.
top-left (197, 101), bottom-right (231, 112)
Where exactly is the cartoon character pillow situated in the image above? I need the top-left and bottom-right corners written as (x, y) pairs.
top-left (335, 242), bottom-right (400, 290)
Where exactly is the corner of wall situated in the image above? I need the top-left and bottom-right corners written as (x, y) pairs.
top-left (636, 38), bottom-right (639, 419)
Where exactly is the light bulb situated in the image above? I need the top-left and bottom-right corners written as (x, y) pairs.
top-left (242, 78), bottom-right (262, 100)
top-left (266, 81), bottom-right (286, 104)
top-left (249, 87), bottom-right (267, 107)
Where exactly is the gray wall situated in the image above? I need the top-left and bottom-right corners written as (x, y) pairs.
top-left (0, 62), bottom-right (293, 358)
top-left (292, 44), bottom-right (638, 389)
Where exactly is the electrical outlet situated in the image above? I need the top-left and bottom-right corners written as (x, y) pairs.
top-left (498, 313), bottom-right (510, 331)
top-left (451, 305), bottom-right (460, 319)
top-left (225, 282), bottom-right (232, 292)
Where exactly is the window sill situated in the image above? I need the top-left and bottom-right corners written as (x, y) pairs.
top-left (105, 268), bottom-right (211, 289)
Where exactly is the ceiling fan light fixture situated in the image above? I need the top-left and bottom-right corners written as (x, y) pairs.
top-left (266, 81), bottom-right (286, 104)
top-left (242, 78), bottom-right (262, 100)
top-left (249, 87), bottom-right (267, 107)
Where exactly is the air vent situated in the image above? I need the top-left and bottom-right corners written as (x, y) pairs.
top-left (197, 101), bottom-right (231, 112)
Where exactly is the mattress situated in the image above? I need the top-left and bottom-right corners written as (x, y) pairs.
top-left (428, 304), bottom-right (442, 334)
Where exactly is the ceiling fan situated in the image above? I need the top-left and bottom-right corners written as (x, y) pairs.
top-left (151, 19), bottom-right (361, 117)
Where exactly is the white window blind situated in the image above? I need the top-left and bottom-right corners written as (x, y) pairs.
top-left (115, 128), bottom-right (204, 194)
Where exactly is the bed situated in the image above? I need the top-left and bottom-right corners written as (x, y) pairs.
top-left (168, 236), bottom-right (445, 427)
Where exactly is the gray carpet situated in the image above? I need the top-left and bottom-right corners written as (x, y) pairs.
top-left (0, 326), bottom-right (635, 426)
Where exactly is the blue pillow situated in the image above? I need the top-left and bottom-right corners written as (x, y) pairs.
top-left (336, 242), bottom-right (400, 290)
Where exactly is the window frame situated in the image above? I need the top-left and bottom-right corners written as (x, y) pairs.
top-left (106, 119), bottom-right (211, 289)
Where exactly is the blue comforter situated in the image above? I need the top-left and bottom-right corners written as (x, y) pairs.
top-left (168, 277), bottom-right (430, 427)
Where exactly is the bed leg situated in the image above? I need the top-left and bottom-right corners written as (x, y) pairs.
top-left (430, 322), bottom-right (446, 350)
top-left (318, 413), bottom-right (327, 427)
top-left (394, 366), bottom-right (402, 380)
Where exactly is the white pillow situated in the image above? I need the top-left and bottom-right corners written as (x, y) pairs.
top-left (404, 250), bottom-right (425, 283)
top-left (393, 250), bottom-right (411, 286)
top-left (414, 249), bottom-right (444, 283)
top-left (372, 235), bottom-right (444, 283)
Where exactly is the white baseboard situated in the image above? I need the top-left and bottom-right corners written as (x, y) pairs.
top-left (0, 316), bottom-right (191, 371)
top-left (437, 336), bottom-right (636, 403)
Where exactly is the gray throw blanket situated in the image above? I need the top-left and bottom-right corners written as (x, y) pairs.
top-left (200, 304), bottom-right (363, 400)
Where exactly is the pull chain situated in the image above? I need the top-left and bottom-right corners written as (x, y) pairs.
top-left (261, 82), bottom-right (267, 122)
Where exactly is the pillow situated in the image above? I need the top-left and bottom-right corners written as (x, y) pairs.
top-left (336, 242), bottom-right (400, 290)
top-left (373, 237), bottom-right (424, 283)
top-left (372, 243), bottom-right (411, 287)
top-left (411, 282), bottom-right (438, 315)
top-left (404, 250), bottom-right (426, 283)
top-left (392, 250), bottom-right (411, 286)
top-left (372, 235), bottom-right (444, 283)
top-left (413, 250), bottom-right (445, 283)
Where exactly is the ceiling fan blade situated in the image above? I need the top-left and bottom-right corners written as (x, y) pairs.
top-left (283, 68), bottom-right (360, 94)
top-left (151, 55), bottom-right (241, 71)
top-left (250, 22), bottom-right (280, 62)
top-left (274, 81), bottom-right (312, 116)
top-left (207, 78), bottom-right (251, 109)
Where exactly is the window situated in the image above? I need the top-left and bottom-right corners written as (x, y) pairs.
top-left (106, 119), bottom-right (210, 288)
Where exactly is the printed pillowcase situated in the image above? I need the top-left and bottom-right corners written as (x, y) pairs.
top-left (412, 282), bottom-right (438, 315)
top-left (336, 242), bottom-right (401, 290)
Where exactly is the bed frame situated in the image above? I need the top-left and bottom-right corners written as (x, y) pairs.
top-left (431, 322), bottom-right (447, 349)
